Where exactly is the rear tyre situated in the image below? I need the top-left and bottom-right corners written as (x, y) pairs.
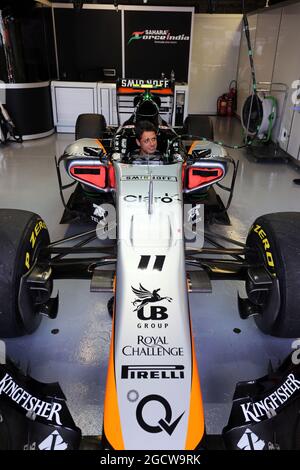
top-left (0, 209), bottom-right (50, 338)
top-left (75, 113), bottom-right (107, 140)
top-left (184, 115), bottom-right (214, 141)
top-left (246, 212), bottom-right (300, 337)
top-left (107, 296), bottom-right (114, 318)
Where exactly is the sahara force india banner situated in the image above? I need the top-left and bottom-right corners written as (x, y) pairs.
top-left (124, 10), bottom-right (192, 83)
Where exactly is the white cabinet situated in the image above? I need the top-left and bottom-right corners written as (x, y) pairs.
top-left (173, 85), bottom-right (189, 126)
top-left (97, 84), bottom-right (118, 127)
top-left (51, 81), bottom-right (97, 133)
top-left (272, 3), bottom-right (300, 156)
top-left (287, 111), bottom-right (300, 160)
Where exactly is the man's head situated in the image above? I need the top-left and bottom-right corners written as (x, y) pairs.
top-left (135, 120), bottom-right (157, 155)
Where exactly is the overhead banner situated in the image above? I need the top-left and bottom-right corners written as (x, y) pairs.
top-left (124, 10), bottom-right (192, 82)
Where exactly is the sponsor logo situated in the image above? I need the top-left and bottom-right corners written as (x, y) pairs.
top-left (138, 255), bottom-right (165, 271)
top-left (121, 78), bottom-right (170, 88)
top-left (0, 373), bottom-right (63, 425)
top-left (137, 305), bottom-right (168, 321)
top-left (237, 429), bottom-right (265, 450)
top-left (128, 30), bottom-right (190, 46)
top-left (132, 285), bottom-right (172, 329)
top-left (25, 220), bottom-right (47, 269)
top-left (121, 175), bottom-right (177, 182)
top-left (122, 336), bottom-right (183, 357)
top-left (24, 443), bottom-right (37, 450)
top-left (121, 364), bottom-right (185, 379)
top-left (132, 284), bottom-right (172, 313)
top-left (268, 441), bottom-right (280, 450)
top-left (240, 373), bottom-right (300, 423)
top-left (128, 31), bottom-right (145, 45)
top-left (136, 395), bottom-right (184, 435)
top-left (253, 224), bottom-right (275, 269)
top-left (92, 203), bottom-right (108, 226)
top-left (124, 193), bottom-right (181, 203)
top-left (38, 430), bottom-right (68, 450)
top-left (137, 322), bottom-right (168, 329)
top-left (188, 204), bottom-right (203, 224)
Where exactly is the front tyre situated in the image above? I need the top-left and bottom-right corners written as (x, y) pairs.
top-left (246, 212), bottom-right (300, 337)
top-left (0, 209), bottom-right (50, 338)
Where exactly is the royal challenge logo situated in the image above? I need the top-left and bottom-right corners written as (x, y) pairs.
top-left (128, 29), bottom-right (189, 45)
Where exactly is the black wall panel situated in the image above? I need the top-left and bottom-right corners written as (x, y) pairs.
top-left (0, 4), bottom-right (56, 83)
top-left (54, 9), bottom-right (122, 81)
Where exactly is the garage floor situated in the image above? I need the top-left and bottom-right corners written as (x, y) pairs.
top-left (0, 116), bottom-right (300, 441)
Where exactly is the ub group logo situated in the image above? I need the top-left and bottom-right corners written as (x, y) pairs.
top-left (132, 284), bottom-right (172, 328)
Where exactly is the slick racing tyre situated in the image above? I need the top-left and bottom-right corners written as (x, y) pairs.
top-left (184, 115), bottom-right (214, 141)
top-left (246, 212), bottom-right (300, 337)
top-left (0, 209), bottom-right (50, 338)
top-left (75, 113), bottom-right (107, 140)
top-left (107, 296), bottom-right (114, 317)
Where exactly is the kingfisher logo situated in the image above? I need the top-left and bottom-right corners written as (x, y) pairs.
top-left (128, 29), bottom-right (189, 45)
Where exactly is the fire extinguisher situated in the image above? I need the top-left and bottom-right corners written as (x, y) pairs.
top-left (227, 80), bottom-right (237, 116)
top-left (217, 94), bottom-right (228, 116)
top-left (227, 95), bottom-right (233, 116)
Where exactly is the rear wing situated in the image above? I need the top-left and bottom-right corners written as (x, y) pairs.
top-left (116, 78), bottom-right (175, 125)
top-left (116, 78), bottom-right (174, 96)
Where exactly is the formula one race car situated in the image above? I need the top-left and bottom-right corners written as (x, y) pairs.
top-left (56, 78), bottom-right (238, 226)
top-left (1, 79), bottom-right (300, 451)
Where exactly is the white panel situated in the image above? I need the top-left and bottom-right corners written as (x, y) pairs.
top-left (110, 88), bottom-right (118, 126)
top-left (120, 113), bottom-right (132, 125)
top-left (54, 86), bottom-right (96, 125)
top-left (56, 125), bottom-right (75, 133)
top-left (254, 9), bottom-right (281, 83)
top-left (236, 14), bottom-right (257, 118)
top-left (272, 3), bottom-right (300, 153)
top-left (287, 110), bottom-right (300, 159)
top-left (189, 14), bottom-right (242, 115)
top-left (99, 88), bottom-right (110, 125)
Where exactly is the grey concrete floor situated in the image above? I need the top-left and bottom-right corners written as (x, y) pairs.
top-left (0, 116), bottom-right (300, 439)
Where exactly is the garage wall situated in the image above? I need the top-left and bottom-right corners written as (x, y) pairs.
top-left (272, 2), bottom-right (300, 157)
top-left (236, 1), bottom-right (300, 160)
top-left (236, 14), bottom-right (257, 117)
top-left (188, 14), bottom-right (242, 115)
